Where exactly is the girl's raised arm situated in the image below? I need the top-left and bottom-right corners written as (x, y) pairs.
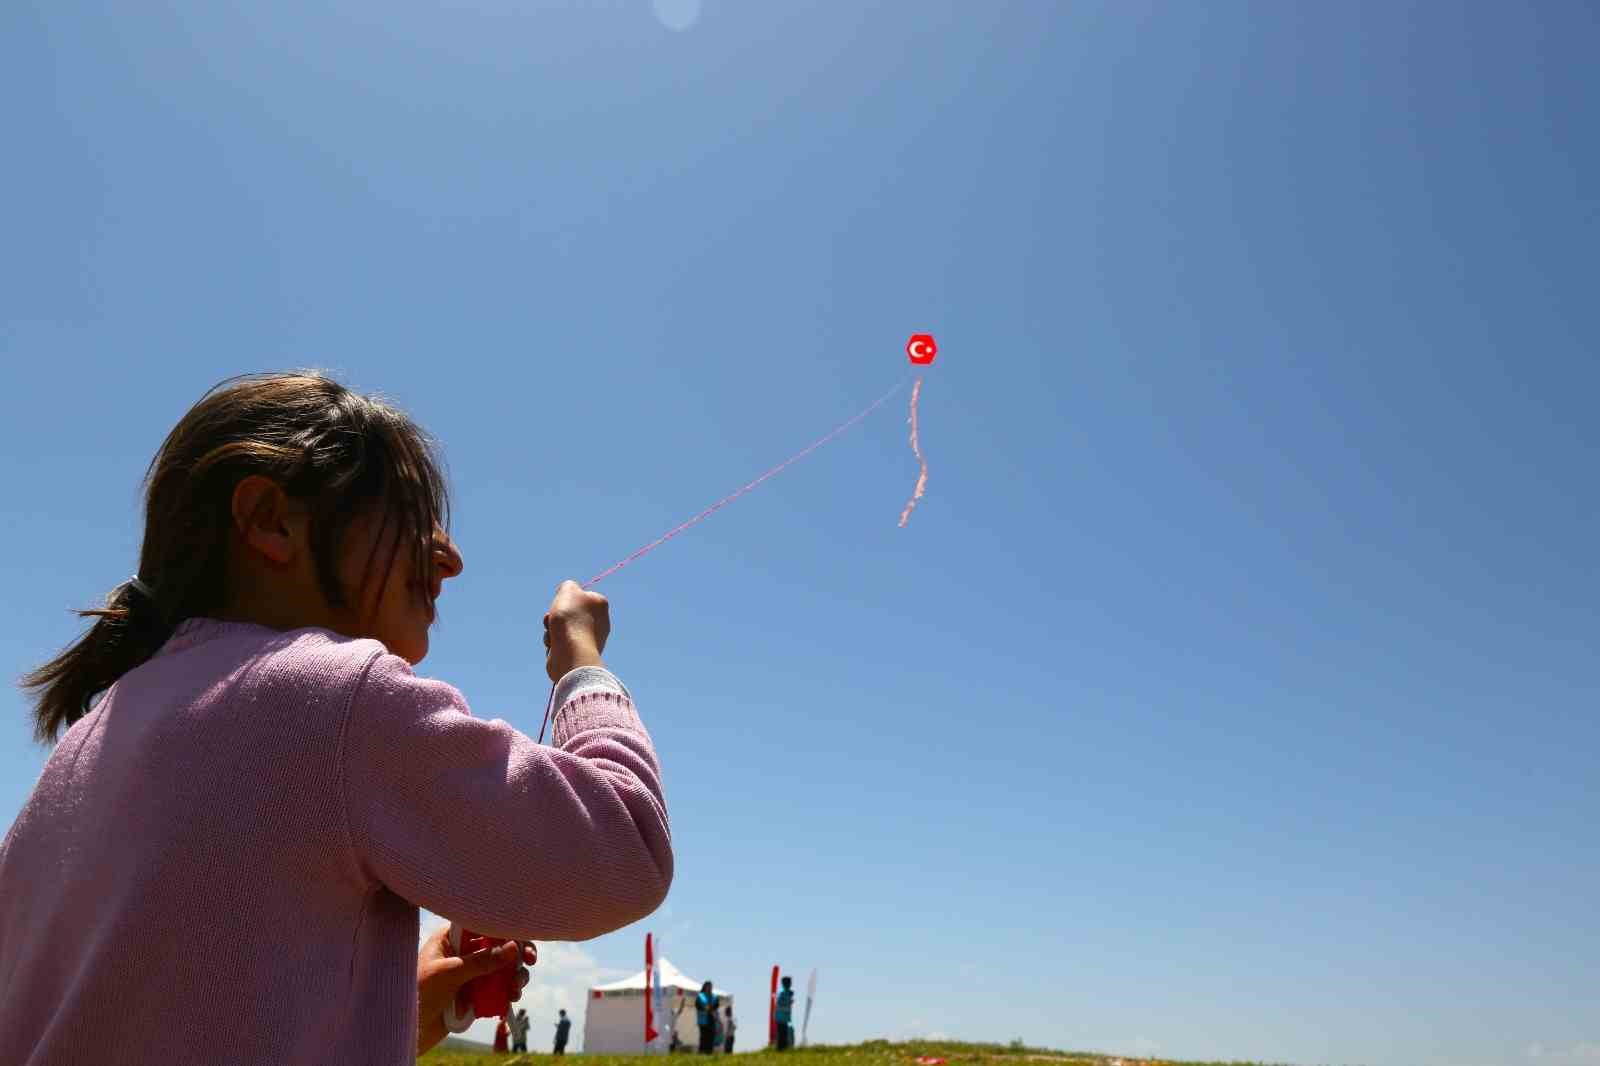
top-left (340, 651), bottom-right (672, 941)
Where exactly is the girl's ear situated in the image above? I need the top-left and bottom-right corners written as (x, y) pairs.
top-left (230, 475), bottom-right (302, 565)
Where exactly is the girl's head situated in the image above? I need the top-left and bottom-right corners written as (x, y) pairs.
top-left (23, 371), bottom-right (461, 743)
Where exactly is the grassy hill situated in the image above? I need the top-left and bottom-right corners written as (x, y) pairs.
top-left (420, 1038), bottom-right (1297, 1066)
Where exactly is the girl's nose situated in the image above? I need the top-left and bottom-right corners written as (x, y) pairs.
top-left (432, 531), bottom-right (464, 579)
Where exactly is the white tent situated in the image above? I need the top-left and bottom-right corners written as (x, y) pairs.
top-left (582, 957), bottom-right (733, 1054)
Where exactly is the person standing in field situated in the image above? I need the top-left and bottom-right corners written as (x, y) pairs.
top-left (0, 373), bottom-right (674, 1066)
top-left (510, 1007), bottom-right (530, 1053)
top-left (697, 980), bottom-right (717, 1054)
top-left (775, 976), bottom-right (795, 1051)
top-left (494, 1017), bottom-right (510, 1053)
top-left (554, 1009), bottom-right (572, 1054)
top-left (723, 1006), bottom-right (736, 1054)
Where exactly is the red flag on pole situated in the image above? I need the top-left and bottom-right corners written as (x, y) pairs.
top-left (645, 934), bottom-right (658, 1045)
top-left (769, 965), bottom-right (780, 1047)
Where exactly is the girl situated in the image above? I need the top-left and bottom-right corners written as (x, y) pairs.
top-left (0, 372), bottom-right (673, 1064)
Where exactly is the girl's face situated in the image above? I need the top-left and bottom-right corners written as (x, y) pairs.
top-left (337, 508), bottom-right (463, 665)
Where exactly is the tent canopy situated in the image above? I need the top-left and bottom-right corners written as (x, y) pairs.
top-left (592, 957), bottom-right (727, 997)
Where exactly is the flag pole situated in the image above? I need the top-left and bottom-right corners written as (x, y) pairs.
top-left (768, 965), bottom-right (780, 1048)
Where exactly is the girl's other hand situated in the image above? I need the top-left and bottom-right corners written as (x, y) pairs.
top-left (543, 580), bottom-right (609, 682)
top-left (415, 924), bottom-right (536, 1056)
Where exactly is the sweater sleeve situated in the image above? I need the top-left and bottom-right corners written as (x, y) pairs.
top-left (340, 650), bottom-right (673, 941)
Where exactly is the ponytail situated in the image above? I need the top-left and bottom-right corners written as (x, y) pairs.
top-left (21, 576), bottom-right (180, 744)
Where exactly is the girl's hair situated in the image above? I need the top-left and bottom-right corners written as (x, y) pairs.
top-left (21, 371), bottom-right (450, 744)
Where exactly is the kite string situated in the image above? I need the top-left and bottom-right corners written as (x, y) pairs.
top-left (544, 372), bottom-right (908, 739)
top-left (582, 377), bottom-right (909, 588)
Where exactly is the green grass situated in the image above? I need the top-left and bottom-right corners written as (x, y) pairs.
top-left (420, 1038), bottom-right (1299, 1066)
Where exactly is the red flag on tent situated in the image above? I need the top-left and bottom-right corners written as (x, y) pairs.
top-left (645, 934), bottom-right (658, 1044)
top-left (769, 965), bottom-right (779, 1047)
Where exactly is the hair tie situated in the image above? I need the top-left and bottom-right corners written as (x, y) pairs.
top-left (126, 576), bottom-right (158, 602)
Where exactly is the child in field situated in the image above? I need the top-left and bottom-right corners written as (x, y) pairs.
top-left (0, 373), bottom-right (674, 1065)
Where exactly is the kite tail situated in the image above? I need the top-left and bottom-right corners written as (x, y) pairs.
top-left (898, 377), bottom-right (927, 528)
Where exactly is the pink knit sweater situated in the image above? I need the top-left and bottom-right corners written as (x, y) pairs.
top-left (0, 618), bottom-right (672, 1065)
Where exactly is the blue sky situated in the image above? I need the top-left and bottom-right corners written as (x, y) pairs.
top-left (2, 2), bottom-right (1597, 1064)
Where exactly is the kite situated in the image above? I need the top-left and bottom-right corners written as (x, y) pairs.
top-left (897, 333), bottom-right (935, 527)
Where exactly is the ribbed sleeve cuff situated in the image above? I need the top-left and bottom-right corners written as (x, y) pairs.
top-left (551, 665), bottom-right (631, 707)
top-left (550, 667), bottom-right (642, 742)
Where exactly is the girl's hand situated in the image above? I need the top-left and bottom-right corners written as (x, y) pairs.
top-left (415, 924), bottom-right (536, 1056)
top-left (543, 579), bottom-right (609, 682)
